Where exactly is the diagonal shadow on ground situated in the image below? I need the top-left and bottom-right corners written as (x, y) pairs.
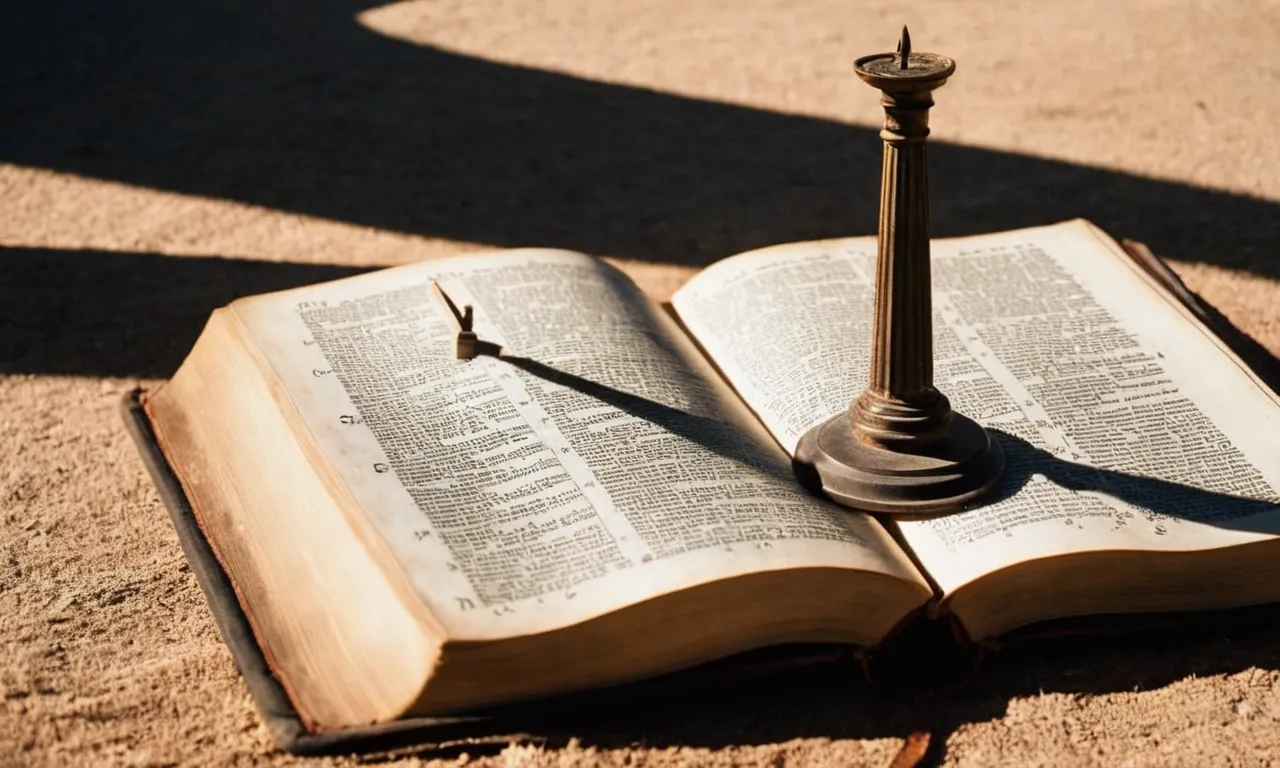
top-left (0, 246), bottom-right (371, 378)
top-left (3, 0), bottom-right (1278, 277)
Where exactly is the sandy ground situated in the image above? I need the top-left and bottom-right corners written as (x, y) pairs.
top-left (4, 0), bottom-right (1280, 765)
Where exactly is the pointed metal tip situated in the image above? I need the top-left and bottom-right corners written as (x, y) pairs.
top-left (898, 26), bottom-right (912, 69)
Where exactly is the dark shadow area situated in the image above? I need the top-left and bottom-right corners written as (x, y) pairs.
top-left (4, 0), bottom-right (1279, 278)
top-left (345, 649), bottom-right (930, 760)
top-left (0, 246), bottom-right (371, 377)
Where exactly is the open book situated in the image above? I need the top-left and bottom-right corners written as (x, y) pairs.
top-left (136, 220), bottom-right (1280, 733)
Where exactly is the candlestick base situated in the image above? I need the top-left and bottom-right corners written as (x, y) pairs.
top-left (793, 408), bottom-right (1004, 516)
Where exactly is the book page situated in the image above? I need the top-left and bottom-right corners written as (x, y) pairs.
top-left (230, 250), bottom-right (927, 640)
top-left (673, 220), bottom-right (1280, 596)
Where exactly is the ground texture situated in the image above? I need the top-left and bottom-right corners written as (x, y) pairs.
top-left (3, 0), bottom-right (1280, 765)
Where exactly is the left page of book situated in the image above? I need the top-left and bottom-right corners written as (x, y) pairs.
top-left (230, 249), bottom-right (930, 644)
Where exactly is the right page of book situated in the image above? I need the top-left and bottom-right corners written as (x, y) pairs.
top-left (673, 219), bottom-right (1280, 601)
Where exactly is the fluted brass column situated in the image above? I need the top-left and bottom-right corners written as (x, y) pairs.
top-left (793, 28), bottom-right (1004, 516)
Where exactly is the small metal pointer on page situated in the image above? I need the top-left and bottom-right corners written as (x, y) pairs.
top-left (430, 282), bottom-right (481, 359)
top-left (792, 28), bottom-right (1004, 516)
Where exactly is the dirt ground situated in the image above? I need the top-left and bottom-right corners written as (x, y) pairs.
top-left (4, 0), bottom-right (1280, 765)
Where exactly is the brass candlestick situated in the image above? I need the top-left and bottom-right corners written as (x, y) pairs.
top-left (794, 28), bottom-right (1004, 516)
